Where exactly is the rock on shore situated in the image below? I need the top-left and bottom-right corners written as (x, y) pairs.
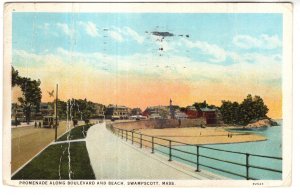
top-left (245, 119), bottom-right (279, 128)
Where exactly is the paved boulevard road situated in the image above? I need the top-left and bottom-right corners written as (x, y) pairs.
top-left (11, 120), bottom-right (84, 173)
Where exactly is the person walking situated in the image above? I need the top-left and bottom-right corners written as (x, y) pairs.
top-left (178, 119), bottom-right (181, 128)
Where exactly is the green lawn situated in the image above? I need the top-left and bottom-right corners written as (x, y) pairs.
top-left (12, 142), bottom-right (95, 180)
top-left (57, 124), bottom-right (92, 142)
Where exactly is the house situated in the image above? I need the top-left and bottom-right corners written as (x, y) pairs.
top-left (149, 113), bottom-right (162, 119)
top-left (131, 108), bottom-right (142, 116)
top-left (12, 103), bottom-right (54, 121)
top-left (185, 106), bottom-right (199, 119)
top-left (11, 103), bottom-right (26, 122)
top-left (40, 103), bottom-right (54, 116)
top-left (34, 103), bottom-right (54, 119)
top-left (184, 105), bottom-right (218, 125)
top-left (105, 104), bottom-right (131, 120)
top-left (142, 106), bottom-right (169, 119)
top-left (199, 107), bottom-right (217, 124)
top-left (175, 111), bottom-right (188, 120)
top-left (93, 103), bottom-right (105, 119)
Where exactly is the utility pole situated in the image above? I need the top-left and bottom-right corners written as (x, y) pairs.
top-left (55, 84), bottom-right (58, 141)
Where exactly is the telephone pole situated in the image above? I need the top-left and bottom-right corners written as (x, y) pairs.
top-left (55, 84), bottom-right (58, 141)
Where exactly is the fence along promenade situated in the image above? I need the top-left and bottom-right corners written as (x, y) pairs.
top-left (107, 124), bottom-right (282, 180)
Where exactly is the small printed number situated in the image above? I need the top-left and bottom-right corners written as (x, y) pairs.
top-left (253, 182), bottom-right (264, 186)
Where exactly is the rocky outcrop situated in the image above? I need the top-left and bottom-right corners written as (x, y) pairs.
top-left (245, 118), bottom-right (279, 128)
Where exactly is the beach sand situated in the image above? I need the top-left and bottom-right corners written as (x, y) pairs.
top-left (125, 127), bottom-right (267, 147)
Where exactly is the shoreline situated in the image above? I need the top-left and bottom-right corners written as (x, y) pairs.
top-left (113, 124), bottom-right (267, 146)
top-left (191, 138), bottom-right (267, 146)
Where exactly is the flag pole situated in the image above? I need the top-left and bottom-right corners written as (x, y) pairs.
top-left (55, 84), bottom-right (58, 141)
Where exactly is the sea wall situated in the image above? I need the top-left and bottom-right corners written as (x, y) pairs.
top-left (112, 118), bottom-right (206, 130)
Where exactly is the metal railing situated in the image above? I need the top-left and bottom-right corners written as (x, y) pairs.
top-left (108, 124), bottom-right (282, 180)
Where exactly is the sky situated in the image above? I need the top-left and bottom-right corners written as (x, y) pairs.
top-left (12, 13), bottom-right (282, 118)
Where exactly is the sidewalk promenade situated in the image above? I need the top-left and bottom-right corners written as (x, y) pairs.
top-left (86, 123), bottom-right (225, 180)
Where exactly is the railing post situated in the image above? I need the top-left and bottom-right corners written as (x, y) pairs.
top-left (168, 140), bottom-right (172, 161)
top-left (151, 136), bottom-right (154, 153)
top-left (126, 130), bottom-right (128, 141)
top-left (196, 145), bottom-right (200, 172)
top-left (246, 153), bottom-right (250, 180)
top-left (132, 131), bottom-right (134, 144)
top-left (140, 133), bottom-right (142, 148)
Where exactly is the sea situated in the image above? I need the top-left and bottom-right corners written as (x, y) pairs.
top-left (158, 120), bottom-right (282, 180)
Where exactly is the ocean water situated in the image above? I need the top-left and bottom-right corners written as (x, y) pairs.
top-left (157, 120), bottom-right (282, 180)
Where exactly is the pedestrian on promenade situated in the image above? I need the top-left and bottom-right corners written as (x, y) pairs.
top-left (34, 121), bottom-right (37, 128)
top-left (38, 122), bottom-right (42, 128)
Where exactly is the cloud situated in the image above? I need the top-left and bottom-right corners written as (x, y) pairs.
top-left (37, 23), bottom-right (50, 31)
top-left (12, 47), bottom-right (281, 85)
top-left (124, 27), bottom-right (144, 44)
top-left (41, 21), bottom-right (100, 38)
top-left (182, 39), bottom-right (227, 63)
top-left (167, 35), bottom-right (281, 64)
top-left (233, 34), bottom-right (281, 49)
top-left (79, 21), bottom-right (100, 37)
top-left (37, 23), bottom-right (58, 36)
top-left (56, 23), bottom-right (75, 37)
top-left (110, 26), bottom-right (144, 44)
top-left (39, 22), bottom-right (145, 44)
top-left (109, 31), bottom-right (124, 42)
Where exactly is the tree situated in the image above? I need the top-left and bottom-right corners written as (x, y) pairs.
top-left (180, 107), bottom-right (187, 112)
top-left (12, 66), bottom-right (20, 87)
top-left (219, 101), bottom-right (239, 124)
top-left (193, 101), bottom-right (217, 116)
top-left (12, 67), bottom-right (42, 123)
top-left (12, 67), bottom-right (21, 124)
top-left (17, 77), bottom-right (42, 124)
top-left (67, 99), bottom-right (97, 121)
top-left (193, 101), bottom-right (208, 111)
top-left (55, 99), bottom-right (67, 119)
top-left (239, 95), bottom-right (268, 124)
top-left (80, 99), bottom-right (96, 120)
top-left (220, 94), bottom-right (269, 125)
top-left (252, 95), bottom-right (269, 120)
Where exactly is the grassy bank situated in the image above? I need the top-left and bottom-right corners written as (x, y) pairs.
top-left (57, 124), bottom-right (92, 142)
top-left (12, 142), bottom-right (95, 180)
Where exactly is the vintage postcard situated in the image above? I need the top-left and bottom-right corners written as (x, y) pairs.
top-left (2, 2), bottom-right (293, 187)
